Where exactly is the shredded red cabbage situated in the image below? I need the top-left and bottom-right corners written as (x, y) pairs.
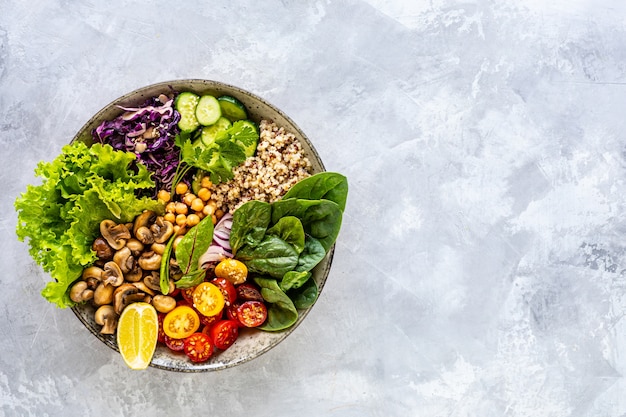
top-left (91, 93), bottom-right (181, 194)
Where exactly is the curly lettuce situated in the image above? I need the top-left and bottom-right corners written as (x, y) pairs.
top-left (15, 142), bottom-right (163, 308)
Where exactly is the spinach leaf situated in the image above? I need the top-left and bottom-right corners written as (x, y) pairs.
top-left (230, 200), bottom-right (271, 254)
top-left (282, 172), bottom-right (348, 211)
top-left (236, 235), bottom-right (299, 278)
top-left (175, 215), bottom-right (214, 284)
top-left (254, 277), bottom-right (299, 331)
top-left (295, 235), bottom-right (327, 272)
top-left (289, 278), bottom-right (318, 309)
top-left (271, 198), bottom-right (343, 252)
top-left (280, 271), bottom-right (311, 292)
top-left (266, 216), bottom-right (305, 254)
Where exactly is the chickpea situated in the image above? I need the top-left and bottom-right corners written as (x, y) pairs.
top-left (157, 189), bottom-right (171, 203)
top-left (175, 202), bottom-right (188, 215)
top-left (186, 213), bottom-right (200, 227)
top-left (202, 204), bottom-right (214, 216)
top-left (191, 198), bottom-right (204, 212)
top-left (163, 212), bottom-right (176, 223)
top-left (215, 209), bottom-right (224, 220)
top-left (182, 193), bottom-right (196, 206)
top-left (211, 214), bottom-right (217, 225)
top-left (201, 176), bottom-right (212, 188)
top-left (165, 202), bottom-right (177, 213)
top-left (175, 214), bottom-right (187, 227)
top-left (197, 188), bottom-right (211, 201)
top-left (175, 182), bottom-right (188, 195)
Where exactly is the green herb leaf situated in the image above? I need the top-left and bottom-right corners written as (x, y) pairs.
top-left (159, 233), bottom-right (177, 294)
top-left (282, 172), bottom-right (348, 211)
top-left (280, 271), bottom-right (311, 292)
top-left (266, 216), bottom-right (305, 254)
top-left (236, 235), bottom-right (300, 278)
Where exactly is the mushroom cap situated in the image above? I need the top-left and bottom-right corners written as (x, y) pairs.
top-left (126, 238), bottom-right (145, 255)
top-left (151, 217), bottom-right (175, 244)
top-left (143, 272), bottom-right (161, 291)
top-left (100, 220), bottom-right (131, 250)
top-left (113, 284), bottom-right (146, 315)
top-left (113, 247), bottom-right (134, 274)
top-left (102, 261), bottom-right (124, 287)
top-left (69, 281), bottom-right (94, 303)
top-left (135, 226), bottom-right (155, 245)
top-left (94, 305), bottom-right (118, 335)
top-left (93, 283), bottom-right (115, 306)
top-left (133, 210), bottom-right (157, 237)
top-left (137, 251), bottom-right (162, 271)
top-left (92, 237), bottom-right (114, 261)
top-left (152, 295), bottom-right (176, 313)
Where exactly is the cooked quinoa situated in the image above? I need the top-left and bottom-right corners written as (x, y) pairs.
top-left (210, 120), bottom-right (312, 212)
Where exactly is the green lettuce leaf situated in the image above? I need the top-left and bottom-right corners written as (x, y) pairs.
top-left (15, 142), bottom-right (163, 308)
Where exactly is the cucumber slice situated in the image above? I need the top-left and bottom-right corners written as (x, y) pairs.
top-left (218, 95), bottom-right (248, 122)
top-left (200, 117), bottom-right (232, 147)
top-left (236, 120), bottom-right (259, 157)
top-left (196, 95), bottom-right (222, 126)
top-left (175, 92), bottom-right (200, 133)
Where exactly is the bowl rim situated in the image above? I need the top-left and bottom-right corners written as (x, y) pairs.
top-left (68, 79), bottom-right (334, 372)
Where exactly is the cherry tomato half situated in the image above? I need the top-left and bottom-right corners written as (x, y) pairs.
top-left (215, 259), bottom-right (248, 285)
top-left (181, 287), bottom-right (195, 304)
top-left (226, 301), bottom-right (242, 322)
top-left (157, 313), bottom-right (167, 344)
top-left (209, 320), bottom-right (239, 350)
top-left (198, 311), bottom-right (220, 327)
top-left (236, 283), bottom-right (264, 302)
top-left (211, 277), bottom-right (237, 306)
top-left (236, 301), bottom-right (268, 327)
top-left (184, 332), bottom-right (214, 363)
top-left (164, 335), bottom-right (186, 352)
top-left (192, 282), bottom-right (225, 317)
top-left (163, 305), bottom-right (200, 339)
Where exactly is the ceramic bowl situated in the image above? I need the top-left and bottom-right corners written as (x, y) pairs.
top-left (70, 80), bottom-right (333, 372)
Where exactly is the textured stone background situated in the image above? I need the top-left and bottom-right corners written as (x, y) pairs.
top-left (2, 0), bottom-right (626, 416)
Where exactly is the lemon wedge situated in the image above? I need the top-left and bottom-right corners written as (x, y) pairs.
top-left (116, 302), bottom-right (158, 370)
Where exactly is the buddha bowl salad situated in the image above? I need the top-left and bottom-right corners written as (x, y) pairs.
top-left (15, 90), bottom-right (348, 365)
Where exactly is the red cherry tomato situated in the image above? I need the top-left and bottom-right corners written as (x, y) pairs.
top-left (211, 277), bottom-right (237, 305)
top-left (236, 283), bottom-right (263, 302)
top-left (198, 311), bottom-right (220, 327)
top-left (226, 301), bottom-right (242, 322)
top-left (157, 313), bottom-right (167, 344)
top-left (209, 320), bottom-right (240, 350)
top-left (184, 332), bottom-right (214, 363)
top-left (236, 301), bottom-right (268, 327)
top-left (164, 335), bottom-right (185, 352)
top-left (181, 287), bottom-right (195, 304)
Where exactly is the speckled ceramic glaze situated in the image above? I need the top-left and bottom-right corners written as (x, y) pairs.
top-left (70, 80), bottom-right (333, 372)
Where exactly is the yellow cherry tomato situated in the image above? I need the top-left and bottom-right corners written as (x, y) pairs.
top-left (163, 305), bottom-right (200, 339)
top-left (192, 282), bottom-right (225, 317)
top-left (215, 259), bottom-right (248, 285)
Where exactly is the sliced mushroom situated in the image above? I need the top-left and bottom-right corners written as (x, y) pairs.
top-left (102, 261), bottom-right (124, 287)
top-left (69, 281), bottom-right (94, 303)
top-left (124, 262), bottom-right (143, 282)
top-left (152, 295), bottom-right (176, 313)
top-left (151, 242), bottom-right (166, 255)
top-left (113, 247), bottom-right (133, 273)
top-left (93, 283), bottom-right (115, 306)
top-left (135, 226), bottom-right (154, 245)
top-left (143, 272), bottom-right (161, 292)
top-left (94, 305), bottom-right (118, 334)
top-left (92, 237), bottom-right (114, 261)
top-left (126, 238), bottom-right (145, 255)
top-left (133, 282), bottom-right (155, 296)
top-left (113, 283), bottom-right (146, 315)
top-left (151, 217), bottom-right (175, 244)
top-left (100, 220), bottom-right (131, 250)
top-left (138, 251), bottom-right (162, 271)
top-left (133, 210), bottom-right (157, 237)
top-left (82, 266), bottom-right (104, 290)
